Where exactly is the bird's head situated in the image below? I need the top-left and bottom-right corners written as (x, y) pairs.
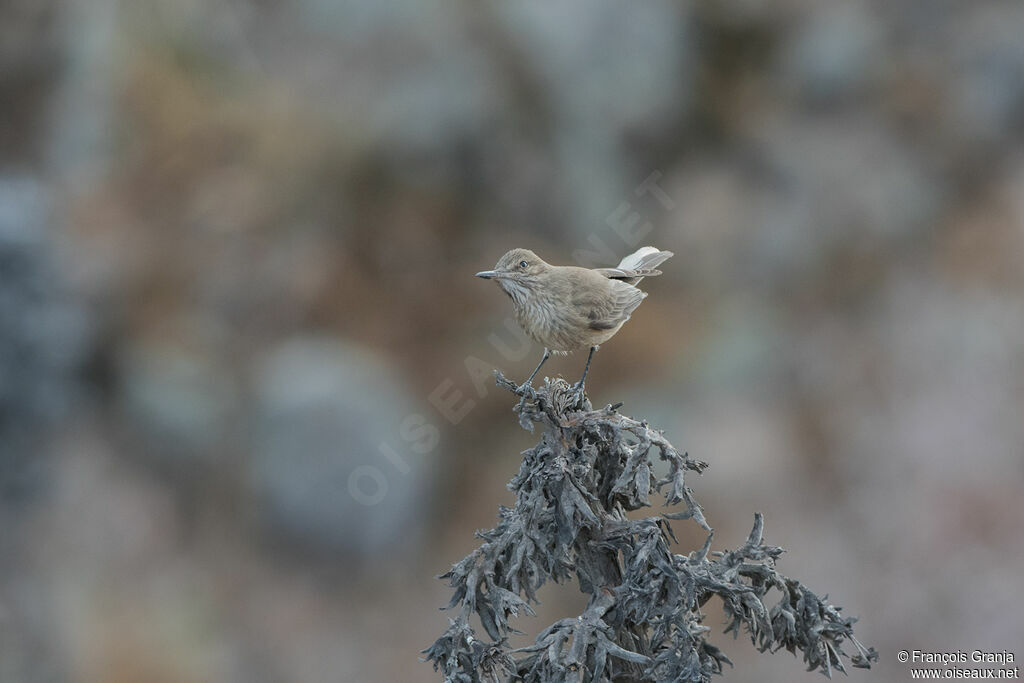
top-left (476, 248), bottom-right (549, 302)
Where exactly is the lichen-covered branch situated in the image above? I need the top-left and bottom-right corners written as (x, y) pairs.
top-left (424, 373), bottom-right (876, 682)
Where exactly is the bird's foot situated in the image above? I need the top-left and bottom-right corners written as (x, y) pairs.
top-left (515, 381), bottom-right (537, 399)
top-left (568, 381), bottom-right (588, 406)
top-left (515, 381), bottom-right (537, 411)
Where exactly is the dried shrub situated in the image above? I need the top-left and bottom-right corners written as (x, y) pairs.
top-left (425, 374), bottom-right (876, 682)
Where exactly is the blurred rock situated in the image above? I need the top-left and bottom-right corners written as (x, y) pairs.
top-left (0, 0), bottom-right (60, 166)
top-left (496, 0), bottom-right (693, 236)
top-left (782, 0), bottom-right (881, 104)
top-left (867, 272), bottom-right (1024, 480)
top-left (248, 337), bottom-right (434, 557)
top-left (0, 177), bottom-right (89, 504)
top-left (664, 116), bottom-right (942, 290)
top-left (48, 0), bottom-right (117, 191)
top-left (116, 339), bottom-right (237, 460)
top-left (944, 4), bottom-right (1024, 147)
top-left (755, 115), bottom-right (941, 241)
top-left (253, 0), bottom-right (502, 160)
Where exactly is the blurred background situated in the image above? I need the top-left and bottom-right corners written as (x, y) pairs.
top-left (2, 0), bottom-right (1023, 681)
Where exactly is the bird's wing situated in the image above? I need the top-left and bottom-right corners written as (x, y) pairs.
top-left (593, 266), bottom-right (663, 281)
top-left (571, 277), bottom-right (646, 331)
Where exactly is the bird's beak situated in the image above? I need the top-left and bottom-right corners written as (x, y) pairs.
top-left (475, 270), bottom-right (498, 279)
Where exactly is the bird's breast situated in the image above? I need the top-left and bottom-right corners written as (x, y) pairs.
top-left (513, 295), bottom-right (590, 353)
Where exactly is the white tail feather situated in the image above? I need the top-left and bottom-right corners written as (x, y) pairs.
top-left (617, 246), bottom-right (658, 270)
top-left (617, 246), bottom-right (673, 275)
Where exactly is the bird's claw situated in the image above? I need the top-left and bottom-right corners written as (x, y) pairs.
top-left (516, 382), bottom-right (537, 400)
top-left (568, 382), bottom-right (587, 405)
top-left (515, 382), bottom-right (537, 412)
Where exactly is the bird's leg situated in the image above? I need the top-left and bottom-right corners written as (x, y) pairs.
top-left (573, 346), bottom-right (597, 394)
top-left (517, 348), bottom-right (550, 409)
top-left (523, 348), bottom-right (551, 389)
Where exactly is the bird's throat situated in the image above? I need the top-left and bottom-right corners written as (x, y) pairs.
top-left (499, 278), bottom-right (532, 305)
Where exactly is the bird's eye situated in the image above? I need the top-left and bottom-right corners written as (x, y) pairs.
top-left (519, 260), bottom-right (529, 269)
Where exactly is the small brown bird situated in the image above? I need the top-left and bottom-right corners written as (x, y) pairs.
top-left (476, 246), bottom-right (673, 398)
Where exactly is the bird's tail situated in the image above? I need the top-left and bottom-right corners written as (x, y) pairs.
top-left (613, 246), bottom-right (674, 285)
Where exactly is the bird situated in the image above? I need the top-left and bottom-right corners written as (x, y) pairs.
top-left (476, 246), bottom-right (673, 401)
